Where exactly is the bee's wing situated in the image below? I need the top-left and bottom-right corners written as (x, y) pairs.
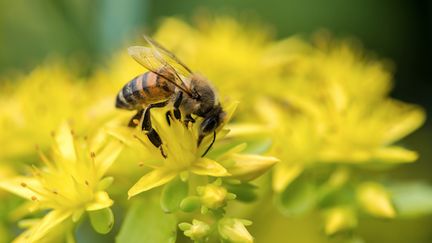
top-left (143, 35), bottom-right (193, 75)
top-left (128, 39), bottom-right (193, 96)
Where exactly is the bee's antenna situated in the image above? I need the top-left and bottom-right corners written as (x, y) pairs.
top-left (201, 131), bottom-right (216, 157)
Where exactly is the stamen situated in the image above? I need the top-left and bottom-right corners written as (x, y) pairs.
top-left (132, 119), bottom-right (140, 125)
top-left (22, 179), bottom-right (48, 198)
top-left (35, 145), bottom-right (53, 168)
top-left (31, 196), bottom-right (38, 201)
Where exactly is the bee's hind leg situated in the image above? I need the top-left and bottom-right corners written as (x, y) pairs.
top-left (142, 101), bottom-right (169, 158)
top-left (128, 109), bottom-right (144, 127)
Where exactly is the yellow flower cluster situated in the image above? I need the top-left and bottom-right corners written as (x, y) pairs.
top-left (263, 40), bottom-right (426, 191)
top-left (0, 15), bottom-right (426, 242)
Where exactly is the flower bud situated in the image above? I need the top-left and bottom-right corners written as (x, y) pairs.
top-left (218, 218), bottom-right (253, 243)
top-left (198, 183), bottom-right (229, 209)
top-left (356, 182), bottom-right (396, 218)
top-left (323, 207), bottom-right (357, 235)
top-left (180, 196), bottom-right (201, 212)
top-left (225, 154), bottom-right (278, 181)
top-left (179, 220), bottom-right (211, 241)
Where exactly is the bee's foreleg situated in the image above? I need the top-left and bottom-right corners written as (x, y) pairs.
top-left (165, 111), bottom-right (173, 126)
top-left (173, 91), bottom-right (183, 120)
top-left (128, 109), bottom-right (144, 127)
top-left (184, 114), bottom-right (196, 125)
top-left (142, 101), bottom-right (169, 158)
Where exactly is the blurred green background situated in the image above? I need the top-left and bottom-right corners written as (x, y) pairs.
top-left (0, 0), bottom-right (431, 242)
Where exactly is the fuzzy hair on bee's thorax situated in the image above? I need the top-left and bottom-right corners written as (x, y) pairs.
top-left (181, 73), bottom-right (218, 117)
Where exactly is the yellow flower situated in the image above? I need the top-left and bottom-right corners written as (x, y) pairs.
top-left (0, 123), bottom-right (122, 242)
top-left (107, 101), bottom-right (277, 199)
top-left (261, 38), bottom-right (426, 192)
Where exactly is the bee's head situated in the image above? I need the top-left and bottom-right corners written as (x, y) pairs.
top-left (189, 75), bottom-right (217, 116)
top-left (197, 104), bottom-right (225, 146)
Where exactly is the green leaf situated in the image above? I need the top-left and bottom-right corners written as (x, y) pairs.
top-left (388, 182), bottom-right (432, 218)
top-left (89, 208), bottom-right (114, 234)
top-left (160, 177), bottom-right (188, 213)
top-left (275, 176), bottom-right (316, 216)
top-left (116, 198), bottom-right (177, 243)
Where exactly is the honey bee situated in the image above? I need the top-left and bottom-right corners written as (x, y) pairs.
top-left (115, 36), bottom-right (225, 158)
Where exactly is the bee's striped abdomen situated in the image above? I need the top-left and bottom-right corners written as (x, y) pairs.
top-left (115, 71), bottom-right (175, 110)
top-left (116, 76), bottom-right (139, 110)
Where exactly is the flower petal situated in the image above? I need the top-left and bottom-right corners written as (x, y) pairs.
top-left (0, 177), bottom-right (42, 200)
top-left (86, 191), bottom-right (114, 211)
top-left (128, 169), bottom-right (177, 198)
top-left (226, 154), bottom-right (278, 181)
top-left (222, 101), bottom-right (239, 125)
top-left (191, 158), bottom-right (230, 177)
top-left (225, 123), bottom-right (268, 138)
top-left (95, 140), bottom-right (123, 178)
top-left (374, 146), bottom-right (418, 163)
top-left (53, 122), bottom-right (76, 162)
top-left (380, 100), bottom-right (425, 145)
top-left (14, 210), bottom-right (71, 243)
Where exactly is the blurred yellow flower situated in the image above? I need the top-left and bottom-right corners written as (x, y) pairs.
top-left (0, 62), bottom-right (122, 164)
top-left (0, 63), bottom-right (85, 160)
top-left (259, 39), bottom-right (426, 192)
top-left (0, 123), bottom-right (122, 242)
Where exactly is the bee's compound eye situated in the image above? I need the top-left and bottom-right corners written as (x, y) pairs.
top-left (201, 117), bottom-right (218, 134)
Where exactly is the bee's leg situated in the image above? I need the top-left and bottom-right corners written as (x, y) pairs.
top-left (201, 131), bottom-right (216, 157)
top-left (142, 101), bottom-right (169, 158)
top-left (165, 111), bottom-right (173, 126)
top-left (128, 109), bottom-right (144, 127)
top-left (173, 91), bottom-right (183, 120)
top-left (184, 114), bottom-right (196, 126)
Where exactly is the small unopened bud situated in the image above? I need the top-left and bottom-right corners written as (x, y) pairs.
top-left (323, 207), bottom-right (357, 235)
top-left (180, 196), bottom-right (201, 212)
top-left (179, 219), bottom-right (211, 241)
top-left (218, 218), bottom-right (253, 243)
top-left (356, 182), bottom-right (396, 218)
top-left (198, 184), bottom-right (228, 209)
top-left (226, 154), bottom-right (278, 181)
